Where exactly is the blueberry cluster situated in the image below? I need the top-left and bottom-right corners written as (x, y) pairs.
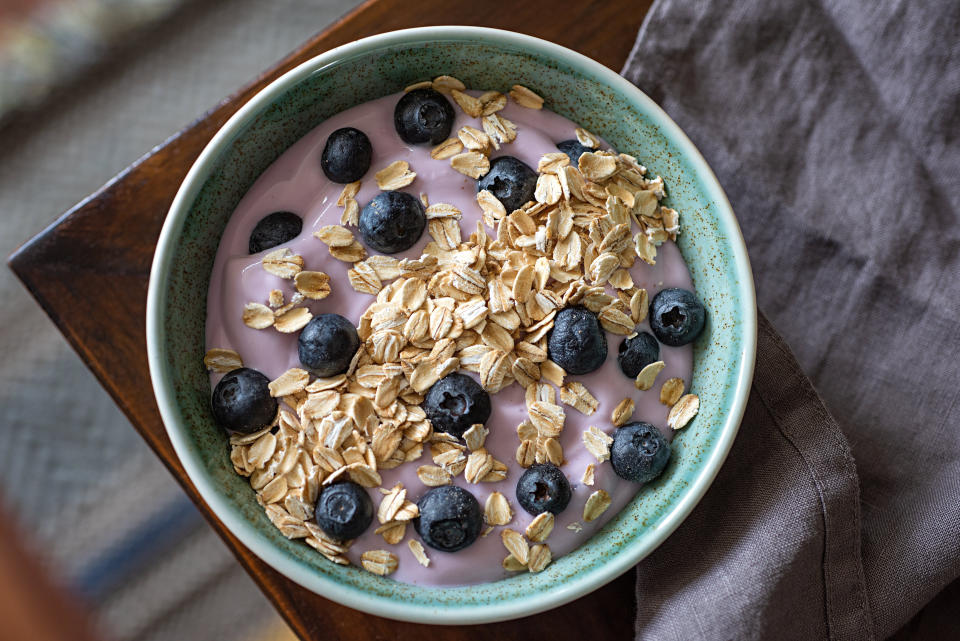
top-left (613, 288), bottom-right (705, 379)
top-left (222, 91), bottom-right (711, 555)
top-left (542, 289), bottom-right (704, 489)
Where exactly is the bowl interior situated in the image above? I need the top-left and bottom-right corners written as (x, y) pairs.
top-left (150, 29), bottom-right (754, 623)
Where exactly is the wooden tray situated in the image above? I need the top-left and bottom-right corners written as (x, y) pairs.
top-left (8, 1), bottom-right (651, 637)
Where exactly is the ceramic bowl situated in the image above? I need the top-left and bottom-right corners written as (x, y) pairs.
top-left (147, 26), bottom-right (756, 624)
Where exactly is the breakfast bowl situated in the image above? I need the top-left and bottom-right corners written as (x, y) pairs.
top-left (146, 26), bottom-right (756, 624)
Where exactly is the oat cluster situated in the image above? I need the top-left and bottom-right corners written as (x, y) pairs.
top-left (210, 75), bottom-right (700, 579)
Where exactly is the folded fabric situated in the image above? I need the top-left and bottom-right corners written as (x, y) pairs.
top-left (622, 0), bottom-right (960, 638)
top-left (634, 313), bottom-right (872, 639)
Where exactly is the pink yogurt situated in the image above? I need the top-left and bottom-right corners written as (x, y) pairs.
top-left (206, 91), bottom-right (694, 586)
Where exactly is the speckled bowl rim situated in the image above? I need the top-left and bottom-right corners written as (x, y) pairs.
top-left (147, 26), bottom-right (756, 624)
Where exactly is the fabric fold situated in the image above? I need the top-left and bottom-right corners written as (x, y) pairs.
top-left (634, 313), bottom-right (873, 641)
top-left (622, 0), bottom-right (960, 637)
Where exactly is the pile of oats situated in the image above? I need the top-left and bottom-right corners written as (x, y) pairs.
top-left (206, 74), bottom-right (701, 580)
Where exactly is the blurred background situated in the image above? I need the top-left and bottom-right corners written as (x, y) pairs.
top-left (0, 1), bottom-right (359, 639)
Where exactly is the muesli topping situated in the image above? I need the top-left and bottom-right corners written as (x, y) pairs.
top-left (208, 74), bottom-right (703, 582)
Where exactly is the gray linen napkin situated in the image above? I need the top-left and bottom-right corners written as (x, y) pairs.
top-left (621, 1), bottom-right (960, 639)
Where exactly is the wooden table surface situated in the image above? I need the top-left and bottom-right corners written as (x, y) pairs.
top-left (8, 0), bottom-right (651, 638)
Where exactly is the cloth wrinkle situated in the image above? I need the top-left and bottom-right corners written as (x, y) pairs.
top-left (622, 2), bottom-right (959, 636)
top-left (752, 317), bottom-right (873, 639)
top-left (750, 385), bottom-right (837, 636)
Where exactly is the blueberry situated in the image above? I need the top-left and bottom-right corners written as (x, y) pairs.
top-left (211, 367), bottom-right (277, 434)
top-left (298, 313), bottom-right (360, 377)
top-left (357, 191), bottom-right (426, 254)
top-left (315, 481), bottom-right (374, 540)
top-left (394, 88), bottom-right (455, 145)
top-left (476, 156), bottom-right (538, 213)
top-left (610, 422), bottom-right (671, 483)
top-left (547, 306), bottom-right (607, 375)
top-left (422, 372), bottom-right (491, 439)
top-left (516, 463), bottom-right (572, 516)
top-left (414, 485), bottom-right (483, 552)
top-left (320, 127), bottom-right (372, 183)
top-left (248, 211), bottom-right (302, 254)
top-left (617, 331), bottom-right (660, 379)
top-left (556, 139), bottom-right (593, 164)
top-left (649, 288), bottom-right (706, 347)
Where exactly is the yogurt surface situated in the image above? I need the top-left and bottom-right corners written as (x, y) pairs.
top-left (206, 90), bottom-right (694, 586)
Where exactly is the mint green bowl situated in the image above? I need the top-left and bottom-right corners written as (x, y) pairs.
top-left (147, 27), bottom-right (756, 624)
